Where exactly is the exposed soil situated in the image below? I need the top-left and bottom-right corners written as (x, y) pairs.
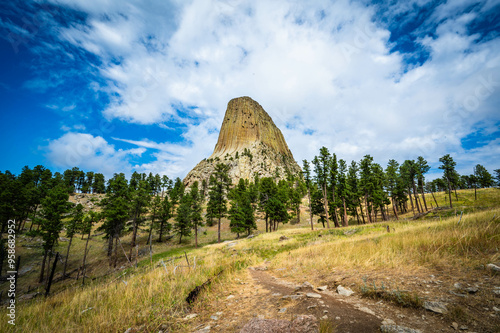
top-left (184, 266), bottom-right (469, 333)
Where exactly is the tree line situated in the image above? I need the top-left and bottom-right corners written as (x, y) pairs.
top-left (302, 148), bottom-right (499, 230)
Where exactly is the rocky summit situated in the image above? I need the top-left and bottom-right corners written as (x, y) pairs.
top-left (184, 96), bottom-right (301, 186)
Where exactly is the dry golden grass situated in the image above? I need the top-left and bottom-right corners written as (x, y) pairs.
top-left (2, 188), bottom-right (499, 332)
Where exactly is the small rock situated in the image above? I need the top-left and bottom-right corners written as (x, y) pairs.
top-left (337, 285), bottom-right (354, 296)
top-left (216, 312), bottom-right (223, 316)
top-left (306, 293), bottom-right (322, 298)
top-left (359, 307), bottom-right (375, 315)
top-left (465, 287), bottom-right (478, 294)
top-left (382, 319), bottom-right (396, 326)
top-left (184, 314), bottom-right (198, 320)
top-left (317, 285), bottom-right (328, 291)
top-left (301, 281), bottom-right (314, 289)
top-left (124, 328), bottom-right (132, 333)
top-left (282, 294), bottom-right (303, 300)
top-left (423, 301), bottom-right (448, 314)
top-left (321, 315), bottom-right (328, 320)
top-left (323, 310), bottom-right (328, 314)
top-left (307, 305), bottom-right (317, 310)
top-left (454, 283), bottom-right (462, 289)
top-left (494, 287), bottom-right (500, 295)
top-left (279, 308), bottom-right (287, 313)
top-left (272, 293), bottom-right (281, 297)
top-left (226, 295), bottom-right (235, 300)
top-left (210, 315), bottom-right (219, 320)
top-left (493, 307), bottom-right (500, 312)
top-left (196, 325), bottom-right (211, 333)
top-left (380, 325), bottom-right (422, 333)
top-left (335, 317), bottom-right (341, 320)
top-left (452, 322), bottom-right (458, 330)
top-left (487, 264), bottom-right (500, 272)
top-left (459, 326), bottom-right (468, 330)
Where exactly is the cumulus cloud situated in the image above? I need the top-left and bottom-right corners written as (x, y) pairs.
top-left (32, 0), bottom-right (500, 179)
top-left (44, 132), bottom-right (145, 177)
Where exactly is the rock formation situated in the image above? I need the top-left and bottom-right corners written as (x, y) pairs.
top-left (184, 96), bottom-right (301, 186)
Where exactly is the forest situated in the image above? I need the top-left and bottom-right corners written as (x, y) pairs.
top-left (0, 148), bottom-right (498, 294)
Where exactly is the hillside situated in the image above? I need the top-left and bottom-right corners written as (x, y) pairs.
top-left (2, 188), bottom-right (500, 332)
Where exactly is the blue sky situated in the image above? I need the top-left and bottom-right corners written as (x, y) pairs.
top-left (1, 0), bottom-right (499, 180)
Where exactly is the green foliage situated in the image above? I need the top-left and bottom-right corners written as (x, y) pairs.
top-left (173, 194), bottom-right (192, 244)
top-left (99, 173), bottom-right (130, 252)
top-left (474, 164), bottom-right (493, 188)
top-left (39, 184), bottom-right (71, 252)
top-left (228, 179), bottom-right (256, 237)
top-left (207, 163), bottom-right (231, 241)
top-left (67, 203), bottom-right (84, 238)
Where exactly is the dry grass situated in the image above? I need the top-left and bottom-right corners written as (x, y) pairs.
top-left (2, 189), bottom-right (499, 332)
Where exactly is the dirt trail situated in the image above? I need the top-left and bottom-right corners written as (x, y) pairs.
top-left (188, 266), bottom-right (454, 333)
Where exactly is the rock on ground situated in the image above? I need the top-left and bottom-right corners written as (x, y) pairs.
top-left (337, 285), bottom-right (354, 296)
top-left (423, 301), bottom-right (448, 314)
top-left (239, 315), bottom-right (318, 333)
top-left (380, 325), bottom-right (422, 333)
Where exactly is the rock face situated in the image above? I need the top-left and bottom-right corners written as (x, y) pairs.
top-left (184, 96), bottom-right (301, 186)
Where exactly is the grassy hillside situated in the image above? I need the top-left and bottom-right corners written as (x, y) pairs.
top-left (1, 188), bottom-right (499, 332)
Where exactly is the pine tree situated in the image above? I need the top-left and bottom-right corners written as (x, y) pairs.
top-left (63, 203), bottom-right (84, 277)
top-left (312, 147), bottom-right (331, 228)
top-left (439, 154), bottom-right (456, 208)
top-left (229, 179), bottom-right (256, 238)
top-left (99, 173), bottom-right (129, 267)
top-left (38, 184), bottom-right (71, 283)
top-left (157, 194), bottom-right (172, 242)
top-left (474, 164), bottom-right (493, 188)
top-left (337, 159), bottom-right (349, 226)
top-left (207, 163), bottom-right (231, 243)
top-left (190, 181), bottom-right (204, 247)
top-left (259, 177), bottom-right (277, 232)
top-left (128, 179), bottom-right (150, 260)
top-left (416, 156), bottom-right (430, 211)
top-left (302, 160), bottom-right (314, 230)
top-left (493, 169), bottom-right (500, 186)
top-left (174, 194), bottom-right (192, 244)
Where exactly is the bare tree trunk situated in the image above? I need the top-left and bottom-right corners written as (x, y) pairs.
top-left (420, 187), bottom-right (428, 211)
top-left (413, 183), bottom-right (421, 213)
top-left (447, 178), bottom-right (453, 208)
top-left (129, 214), bottom-right (138, 260)
top-left (195, 225), bottom-right (198, 248)
top-left (364, 195), bottom-right (371, 223)
top-left (323, 184), bottom-right (330, 228)
top-left (391, 198), bottom-right (399, 220)
top-left (62, 235), bottom-right (73, 278)
top-left (431, 191), bottom-right (439, 208)
top-left (81, 228), bottom-right (91, 284)
top-left (342, 197), bottom-right (348, 227)
top-left (408, 187), bottom-right (415, 215)
top-left (39, 250), bottom-right (48, 283)
top-left (308, 190), bottom-right (313, 231)
top-left (359, 202), bottom-right (366, 224)
top-left (45, 252), bottom-right (59, 297)
top-left (217, 216), bottom-right (221, 243)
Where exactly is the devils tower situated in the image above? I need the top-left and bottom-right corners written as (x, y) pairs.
top-left (184, 97), bottom-right (301, 186)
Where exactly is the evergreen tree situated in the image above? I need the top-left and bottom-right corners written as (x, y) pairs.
top-left (359, 155), bottom-right (375, 222)
top-left (302, 160), bottom-right (314, 230)
top-left (174, 194), bottom-right (192, 244)
top-left (128, 179), bottom-right (150, 259)
top-left (385, 159), bottom-right (400, 219)
top-left (439, 154), bottom-right (456, 208)
top-left (312, 147), bottom-right (331, 228)
top-left (416, 156), bottom-right (430, 211)
top-left (494, 169), bottom-right (500, 186)
top-left (207, 163), bottom-right (231, 243)
top-left (80, 210), bottom-right (98, 285)
top-left (157, 194), bottom-right (172, 242)
top-left (99, 173), bottom-right (129, 266)
top-left (63, 203), bottom-right (84, 277)
top-left (259, 177), bottom-right (277, 232)
top-left (328, 153), bottom-right (340, 227)
top-left (93, 173), bottom-right (106, 194)
top-left (474, 164), bottom-right (493, 188)
top-left (38, 184), bottom-right (71, 283)
top-left (337, 159), bottom-right (349, 226)
top-left (229, 179), bottom-right (256, 238)
top-left (190, 181), bottom-right (204, 247)
top-left (347, 161), bottom-right (364, 223)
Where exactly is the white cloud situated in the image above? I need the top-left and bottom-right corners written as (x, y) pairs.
top-left (43, 132), bottom-right (145, 177)
top-left (42, 0), bottom-right (500, 179)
